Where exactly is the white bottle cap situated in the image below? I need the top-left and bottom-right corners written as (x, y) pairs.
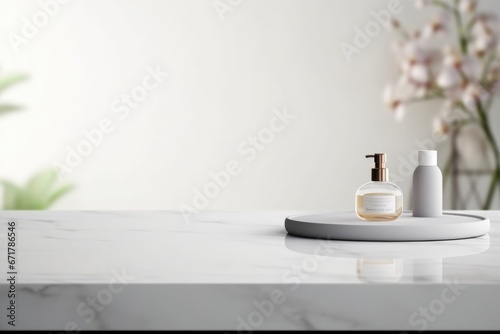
top-left (418, 150), bottom-right (437, 166)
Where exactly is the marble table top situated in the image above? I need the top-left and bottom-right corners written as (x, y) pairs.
top-left (0, 210), bottom-right (498, 284)
top-left (0, 210), bottom-right (499, 330)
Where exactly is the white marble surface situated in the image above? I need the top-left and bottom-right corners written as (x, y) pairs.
top-left (0, 210), bottom-right (499, 330)
top-left (0, 210), bottom-right (498, 284)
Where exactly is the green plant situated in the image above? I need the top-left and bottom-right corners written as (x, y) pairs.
top-left (1, 170), bottom-right (74, 210)
top-left (0, 74), bottom-right (27, 115)
top-left (0, 72), bottom-right (74, 210)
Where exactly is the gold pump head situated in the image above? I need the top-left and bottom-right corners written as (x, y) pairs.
top-left (365, 153), bottom-right (388, 182)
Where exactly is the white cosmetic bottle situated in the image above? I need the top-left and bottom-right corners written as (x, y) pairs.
top-left (412, 150), bottom-right (443, 217)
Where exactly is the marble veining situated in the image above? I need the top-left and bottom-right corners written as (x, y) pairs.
top-left (0, 210), bottom-right (499, 330)
top-left (0, 210), bottom-right (498, 284)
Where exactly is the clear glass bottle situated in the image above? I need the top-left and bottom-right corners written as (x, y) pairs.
top-left (355, 153), bottom-right (403, 221)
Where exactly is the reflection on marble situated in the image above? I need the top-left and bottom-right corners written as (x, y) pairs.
top-left (284, 232), bottom-right (490, 283)
top-left (0, 210), bottom-right (499, 330)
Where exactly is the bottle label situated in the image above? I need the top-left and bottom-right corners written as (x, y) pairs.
top-left (364, 195), bottom-right (396, 214)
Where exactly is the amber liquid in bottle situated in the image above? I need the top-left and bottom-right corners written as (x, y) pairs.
top-left (356, 192), bottom-right (403, 221)
top-left (356, 154), bottom-right (404, 222)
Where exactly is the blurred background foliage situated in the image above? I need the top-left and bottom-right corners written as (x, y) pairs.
top-left (0, 72), bottom-right (73, 210)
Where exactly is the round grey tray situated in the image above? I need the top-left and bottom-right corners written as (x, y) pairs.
top-left (285, 211), bottom-right (490, 241)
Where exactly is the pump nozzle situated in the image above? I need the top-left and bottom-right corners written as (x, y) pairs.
top-left (365, 153), bottom-right (388, 181)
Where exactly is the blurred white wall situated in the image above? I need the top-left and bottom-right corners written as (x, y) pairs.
top-left (0, 0), bottom-right (498, 211)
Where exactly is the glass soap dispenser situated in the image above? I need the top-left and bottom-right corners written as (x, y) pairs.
top-left (355, 153), bottom-right (403, 221)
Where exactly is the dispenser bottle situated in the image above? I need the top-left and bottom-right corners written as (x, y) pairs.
top-left (412, 150), bottom-right (443, 217)
top-left (355, 153), bottom-right (403, 221)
